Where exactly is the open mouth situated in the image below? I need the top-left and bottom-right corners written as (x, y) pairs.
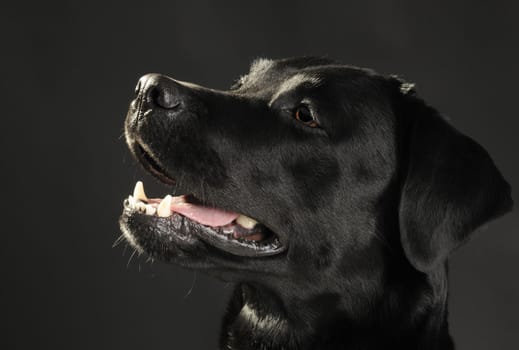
top-left (121, 181), bottom-right (286, 257)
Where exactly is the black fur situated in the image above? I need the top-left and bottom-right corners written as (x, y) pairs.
top-left (121, 57), bottom-right (512, 349)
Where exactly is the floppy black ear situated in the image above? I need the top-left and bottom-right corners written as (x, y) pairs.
top-left (397, 90), bottom-right (513, 272)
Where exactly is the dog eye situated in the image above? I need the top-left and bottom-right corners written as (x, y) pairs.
top-left (294, 105), bottom-right (319, 127)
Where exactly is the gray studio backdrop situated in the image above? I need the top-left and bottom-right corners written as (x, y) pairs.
top-left (2, 1), bottom-right (517, 349)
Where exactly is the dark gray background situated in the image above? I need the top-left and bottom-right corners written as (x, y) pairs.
top-left (1, 1), bottom-right (517, 349)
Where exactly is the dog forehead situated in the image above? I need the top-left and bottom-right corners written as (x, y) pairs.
top-left (248, 58), bottom-right (276, 78)
top-left (238, 57), bottom-right (329, 85)
top-left (268, 73), bottom-right (322, 105)
top-left (241, 57), bottom-right (377, 95)
top-left (247, 57), bottom-right (335, 79)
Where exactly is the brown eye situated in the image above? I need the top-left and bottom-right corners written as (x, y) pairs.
top-left (294, 105), bottom-right (318, 127)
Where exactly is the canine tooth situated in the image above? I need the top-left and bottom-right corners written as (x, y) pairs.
top-left (236, 214), bottom-right (258, 229)
top-left (145, 204), bottom-right (156, 216)
top-left (133, 181), bottom-right (148, 201)
top-left (157, 195), bottom-right (173, 217)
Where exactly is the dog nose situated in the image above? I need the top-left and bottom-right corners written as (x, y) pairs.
top-left (136, 73), bottom-right (183, 109)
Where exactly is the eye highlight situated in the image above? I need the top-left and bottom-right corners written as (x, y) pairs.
top-left (294, 105), bottom-right (319, 128)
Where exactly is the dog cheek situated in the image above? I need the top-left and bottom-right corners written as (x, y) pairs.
top-left (159, 128), bottom-right (231, 190)
top-left (287, 224), bottom-right (336, 270)
top-left (285, 155), bottom-right (341, 210)
top-left (314, 242), bottom-right (335, 270)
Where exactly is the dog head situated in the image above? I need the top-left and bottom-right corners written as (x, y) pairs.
top-left (120, 57), bottom-right (512, 295)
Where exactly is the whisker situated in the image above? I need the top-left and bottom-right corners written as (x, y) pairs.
top-left (122, 243), bottom-right (129, 256)
top-left (127, 249), bottom-right (137, 267)
top-left (184, 272), bottom-right (198, 298)
top-left (112, 234), bottom-right (126, 248)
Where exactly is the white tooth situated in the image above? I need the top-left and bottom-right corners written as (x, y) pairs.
top-left (133, 181), bottom-right (148, 202)
top-left (128, 195), bottom-right (136, 207)
top-left (236, 214), bottom-right (258, 229)
top-left (157, 195), bottom-right (173, 217)
top-left (136, 202), bottom-right (146, 212)
top-left (145, 204), bottom-right (156, 216)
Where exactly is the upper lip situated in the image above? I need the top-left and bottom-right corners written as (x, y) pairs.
top-left (132, 140), bottom-right (176, 185)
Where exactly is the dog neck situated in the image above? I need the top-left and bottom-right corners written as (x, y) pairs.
top-left (221, 268), bottom-right (454, 350)
top-left (221, 284), bottom-right (294, 350)
top-left (238, 302), bottom-right (288, 332)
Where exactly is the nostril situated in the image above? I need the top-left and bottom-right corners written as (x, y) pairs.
top-left (151, 86), bottom-right (181, 109)
top-left (136, 74), bottom-right (184, 110)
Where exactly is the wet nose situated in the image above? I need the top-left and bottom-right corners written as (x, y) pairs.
top-left (135, 73), bottom-right (184, 109)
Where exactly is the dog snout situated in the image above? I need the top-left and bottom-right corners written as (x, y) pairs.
top-left (136, 73), bottom-right (184, 110)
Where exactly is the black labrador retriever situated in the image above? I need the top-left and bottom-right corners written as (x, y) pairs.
top-left (120, 57), bottom-right (512, 350)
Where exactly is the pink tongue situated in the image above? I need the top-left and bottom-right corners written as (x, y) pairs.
top-left (170, 200), bottom-right (239, 227)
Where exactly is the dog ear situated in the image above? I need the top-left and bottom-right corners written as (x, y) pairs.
top-left (395, 85), bottom-right (513, 272)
